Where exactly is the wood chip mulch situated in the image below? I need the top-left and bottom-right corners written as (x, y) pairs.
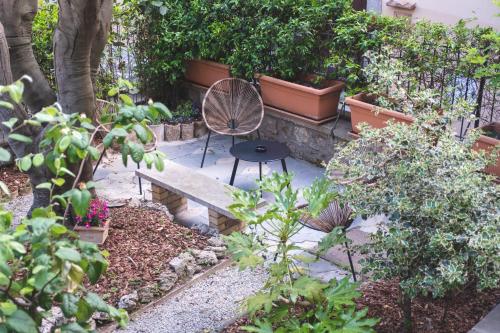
top-left (356, 279), bottom-right (499, 333)
top-left (87, 206), bottom-right (208, 306)
top-left (0, 164), bottom-right (30, 196)
top-left (223, 280), bottom-right (499, 333)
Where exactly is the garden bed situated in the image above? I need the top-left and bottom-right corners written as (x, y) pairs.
top-left (0, 164), bottom-right (29, 196)
top-left (223, 280), bottom-right (500, 333)
top-left (87, 205), bottom-right (209, 306)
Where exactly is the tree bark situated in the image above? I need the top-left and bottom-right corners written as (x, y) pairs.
top-left (0, 0), bottom-right (57, 113)
top-left (0, 22), bottom-right (51, 211)
top-left (54, 0), bottom-right (112, 189)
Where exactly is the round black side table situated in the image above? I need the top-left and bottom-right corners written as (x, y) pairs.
top-left (229, 140), bottom-right (290, 186)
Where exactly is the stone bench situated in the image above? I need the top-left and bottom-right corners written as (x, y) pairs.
top-left (136, 160), bottom-right (265, 235)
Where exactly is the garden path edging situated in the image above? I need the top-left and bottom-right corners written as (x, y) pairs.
top-left (99, 259), bottom-right (232, 333)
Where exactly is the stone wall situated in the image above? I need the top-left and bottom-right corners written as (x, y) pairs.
top-left (183, 82), bottom-right (352, 165)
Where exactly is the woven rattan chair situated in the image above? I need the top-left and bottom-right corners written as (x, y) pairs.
top-left (200, 78), bottom-right (264, 168)
top-left (93, 99), bottom-right (157, 195)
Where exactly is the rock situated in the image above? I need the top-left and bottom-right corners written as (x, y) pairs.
top-left (137, 284), bottom-right (158, 304)
top-left (191, 223), bottom-right (219, 237)
top-left (157, 270), bottom-right (178, 292)
top-left (192, 250), bottom-right (218, 266)
top-left (169, 252), bottom-right (201, 279)
top-left (207, 236), bottom-right (225, 248)
top-left (118, 291), bottom-right (139, 310)
top-left (205, 246), bottom-right (226, 259)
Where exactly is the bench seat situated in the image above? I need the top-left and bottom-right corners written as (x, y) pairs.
top-left (135, 160), bottom-right (265, 235)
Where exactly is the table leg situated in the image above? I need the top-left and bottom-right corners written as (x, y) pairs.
top-left (259, 162), bottom-right (262, 181)
top-left (229, 158), bottom-right (239, 185)
top-left (281, 159), bottom-right (288, 173)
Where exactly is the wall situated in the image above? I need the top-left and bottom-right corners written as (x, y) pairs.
top-left (380, 0), bottom-right (499, 29)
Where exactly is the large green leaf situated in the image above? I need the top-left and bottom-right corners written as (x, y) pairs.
top-left (55, 247), bottom-right (82, 263)
top-left (0, 147), bottom-right (11, 162)
top-left (61, 293), bottom-right (79, 317)
top-left (5, 310), bottom-right (37, 333)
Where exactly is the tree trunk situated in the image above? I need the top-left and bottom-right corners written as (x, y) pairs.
top-left (401, 290), bottom-right (413, 333)
top-left (54, 0), bottom-right (112, 190)
top-left (0, 22), bottom-right (51, 211)
top-left (0, 0), bottom-right (57, 113)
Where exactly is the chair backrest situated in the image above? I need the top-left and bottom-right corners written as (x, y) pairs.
top-left (202, 78), bottom-right (264, 136)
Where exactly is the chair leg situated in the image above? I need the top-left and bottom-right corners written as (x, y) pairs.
top-left (137, 162), bottom-right (142, 195)
top-left (200, 130), bottom-right (212, 168)
top-left (232, 135), bottom-right (235, 147)
top-left (229, 158), bottom-right (239, 185)
top-left (93, 149), bottom-right (106, 175)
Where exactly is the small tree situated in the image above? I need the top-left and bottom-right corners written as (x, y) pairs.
top-left (327, 104), bottom-right (499, 331)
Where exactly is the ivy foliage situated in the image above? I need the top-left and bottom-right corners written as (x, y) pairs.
top-left (226, 173), bottom-right (378, 332)
top-left (327, 100), bottom-right (499, 323)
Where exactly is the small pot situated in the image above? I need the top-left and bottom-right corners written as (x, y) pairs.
top-left (259, 74), bottom-right (345, 121)
top-left (149, 124), bottom-right (165, 142)
top-left (184, 59), bottom-right (231, 88)
top-left (74, 220), bottom-right (110, 245)
top-left (345, 93), bottom-right (414, 134)
top-left (194, 120), bottom-right (208, 138)
top-left (164, 123), bottom-right (181, 142)
top-left (473, 122), bottom-right (500, 177)
top-left (181, 122), bottom-right (194, 140)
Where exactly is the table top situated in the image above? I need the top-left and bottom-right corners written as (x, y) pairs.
top-left (230, 140), bottom-right (290, 163)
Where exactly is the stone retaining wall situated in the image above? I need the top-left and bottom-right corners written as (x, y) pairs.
top-left (183, 82), bottom-right (352, 165)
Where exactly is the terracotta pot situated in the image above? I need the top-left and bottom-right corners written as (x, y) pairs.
top-left (149, 124), bottom-right (165, 142)
top-left (75, 220), bottom-right (110, 245)
top-left (346, 93), bottom-right (414, 134)
top-left (164, 123), bottom-right (181, 142)
top-left (184, 59), bottom-right (231, 88)
top-left (194, 120), bottom-right (208, 138)
top-left (473, 122), bottom-right (500, 177)
top-left (181, 122), bottom-right (194, 140)
top-left (259, 75), bottom-right (345, 121)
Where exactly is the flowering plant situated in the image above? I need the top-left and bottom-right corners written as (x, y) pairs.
top-left (76, 198), bottom-right (110, 228)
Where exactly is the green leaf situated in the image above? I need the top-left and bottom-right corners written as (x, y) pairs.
top-left (61, 293), bottom-right (79, 317)
top-left (129, 142), bottom-right (144, 163)
top-left (5, 310), bottom-right (37, 333)
top-left (76, 299), bottom-right (93, 322)
top-left (110, 127), bottom-right (128, 138)
top-left (0, 101), bottom-right (13, 110)
top-left (32, 153), bottom-right (44, 167)
top-left (19, 155), bottom-right (32, 171)
top-left (35, 182), bottom-right (52, 191)
top-left (71, 189), bottom-right (91, 217)
top-left (8, 133), bottom-right (32, 144)
top-left (2, 118), bottom-right (17, 130)
top-left (55, 247), bottom-right (82, 263)
top-left (60, 323), bottom-right (87, 333)
top-left (119, 94), bottom-right (134, 106)
top-left (108, 87), bottom-right (119, 97)
top-left (85, 292), bottom-right (109, 312)
top-left (0, 182), bottom-right (10, 196)
top-left (0, 147), bottom-right (11, 162)
top-left (0, 301), bottom-right (17, 316)
top-left (88, 146), bottom-right (100, 160)
top-left (58, 136), bottom-right (71, 152)
top-left (133, 124), bottom-right (148, 143)
top-left (51, 178), bottom-right (66, 187)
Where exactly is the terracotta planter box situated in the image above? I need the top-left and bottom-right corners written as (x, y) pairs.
top-left (181, 122), bottom-right (194, 140)
top-left (194, 120), bottom-right (208, 138)
top-left (149, 124), bottom-right (165, 142)
top-left (259, 75), bottom-right (345, 121)
top-left (75, 221), bottom-right (110, 245)
top-left (184, 59), bottom-right (231, 88)
top-left (473, 122), bottom-right (500, 177)
top-left (164, 123), bottom-right (181, 142)
top-left (346, 93), bottom-right (414, 134)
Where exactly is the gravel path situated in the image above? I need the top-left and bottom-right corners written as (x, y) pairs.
top-left (116, 265), bottom-right (267, 333)
top-left (4, 194), bottom-right (32, 226)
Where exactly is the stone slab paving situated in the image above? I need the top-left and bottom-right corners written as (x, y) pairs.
top-left (469, 304), bottom-right (500, 333)
top-left (115, 265), bottom-right (268, 333)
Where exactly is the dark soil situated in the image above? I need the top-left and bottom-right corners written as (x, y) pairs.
top-left (0, 165), bottom-right (30, 195)
top-left (87, 206), bottom-right (208, 306)
top-left (223, 280), bottom-right (499, 333)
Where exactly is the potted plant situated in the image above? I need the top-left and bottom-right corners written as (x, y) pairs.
top-left (345, 51), bottom-right (420, 133)
top-left (184, 59), bottom-right (231, 88)
top-left (74, 198), bottom-right (111, 245)
top-left (473, 122), bottom-right (500, 177)
top-left (259, 75), bottom-right (345, 121)
top-left (149, 118), bottom-right (165, 141)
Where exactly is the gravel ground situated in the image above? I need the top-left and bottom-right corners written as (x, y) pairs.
top-left (116, 265), bottom-right (268, 333)
top-left (4, 193), bottom-right (32, 226)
